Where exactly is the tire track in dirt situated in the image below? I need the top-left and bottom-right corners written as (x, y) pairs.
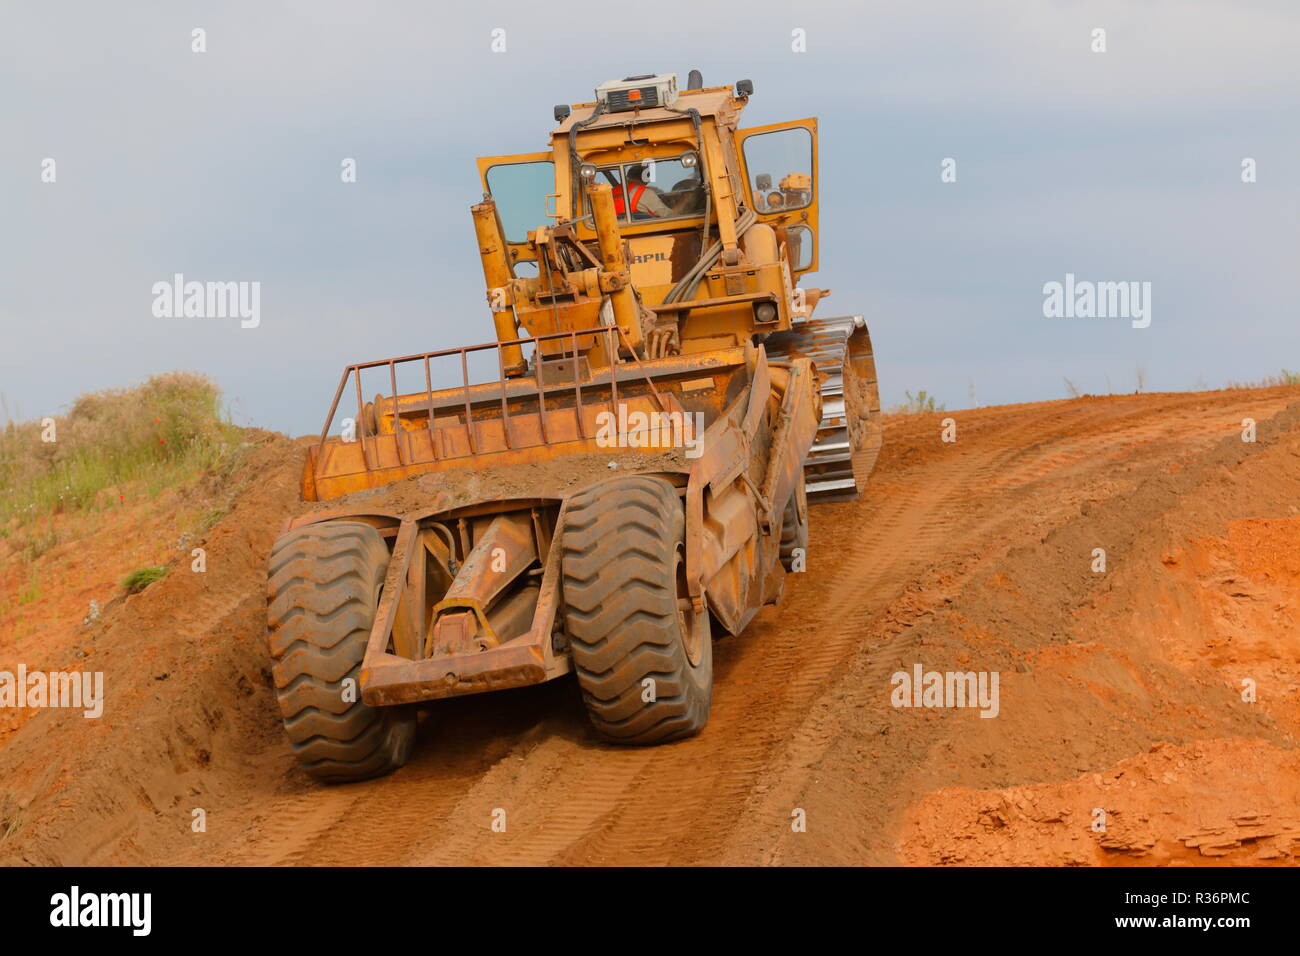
top-left (195, 404), bottom-right (1059, 866)
top-left (537, 401), bottom-right (1128, 865)
top-left (722, 393), bottom-right (1300, 864)
top-left (205, 682), bottom-right (581, 865)
top-left (165, 391), bottom-right (1297, 867)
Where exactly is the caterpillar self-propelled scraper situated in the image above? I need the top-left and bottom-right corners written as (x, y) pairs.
top-left (267, 71), bottom-right (882, 781)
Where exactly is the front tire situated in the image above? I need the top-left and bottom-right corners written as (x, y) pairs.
top-left (267, 520), bottom-right (415, 782)
top-left (562, 476), bottom-right (712, 744)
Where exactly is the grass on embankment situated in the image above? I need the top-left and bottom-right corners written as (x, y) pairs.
top-left (0, 372), bottom-right (244, 533)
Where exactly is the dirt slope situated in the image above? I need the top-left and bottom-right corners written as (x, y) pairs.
top-left (1, 388), bottom-right (1297, 866)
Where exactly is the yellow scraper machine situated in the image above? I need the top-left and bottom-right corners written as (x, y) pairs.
top-left (266, 70), bottom-right (883, 781)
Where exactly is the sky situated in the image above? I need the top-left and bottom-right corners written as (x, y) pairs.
top-left (2, 0), bottom-right (1297, 434)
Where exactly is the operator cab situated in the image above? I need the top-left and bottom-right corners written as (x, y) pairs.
top-left (476, 70), bottom-right (823, 291)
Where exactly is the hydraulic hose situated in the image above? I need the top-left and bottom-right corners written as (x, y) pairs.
top-left (663, 208), bottom-right (759, 304)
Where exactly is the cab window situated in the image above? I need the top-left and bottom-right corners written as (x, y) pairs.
top-left (786, 225), bottom-right (814, 270)
top-left (589, 156), bottom-right (705, 225)
top-left (485, 160), bottom-right (555, 242)
top-left (743, 127), bottom-right (813, 212)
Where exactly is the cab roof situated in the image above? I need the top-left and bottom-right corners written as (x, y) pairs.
top-left (552, 86), bottom-right (743, 136)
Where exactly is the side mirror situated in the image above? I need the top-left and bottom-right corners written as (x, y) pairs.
top-left (756, 174), bottom-right (772, 191)
top-left (554, 104), bottom-right (571, 123)
top-left (735, 79), bottom-right (753, 97)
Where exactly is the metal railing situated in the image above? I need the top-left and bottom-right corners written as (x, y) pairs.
top-left (314, 324), bottom-right (670, 477)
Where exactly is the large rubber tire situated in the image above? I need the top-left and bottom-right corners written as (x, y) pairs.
top-left (267, 521), bottom-right (416, 783)
top-left (779, 475), bottom-right (809, 572)
top-left (562, 476), bottom-right (712, 745)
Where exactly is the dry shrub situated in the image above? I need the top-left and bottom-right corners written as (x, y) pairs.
top-left (0, 372), bottom-right (238, 523)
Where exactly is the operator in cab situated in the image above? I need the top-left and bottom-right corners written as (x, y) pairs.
top-left (613, 164), bottom-right (674, 219)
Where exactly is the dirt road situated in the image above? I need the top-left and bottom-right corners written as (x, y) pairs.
top-left (3, 387), bottom-right (1298, 866)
